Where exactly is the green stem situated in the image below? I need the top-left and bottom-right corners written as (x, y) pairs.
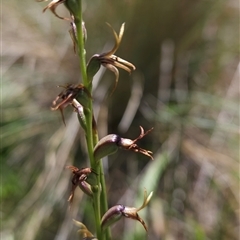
top-left (74, 6), bottom-right (88, 87)
top-left (92, 129), bottom-right (112, 240)
top-left (74, 1), bottom-right (110, 239)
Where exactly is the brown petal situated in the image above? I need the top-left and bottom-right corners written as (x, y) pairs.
top-left (122, 209), bottom-right (148, 232)
top-left (102, 63), bottom-right (119, 95)
top-left (101, 23), bottom-right (125, 57)
top-left (73, 220), bottom-right (95, 238)
top-left (42, 0), bottom-right (69, 20)
top-left (120, 126), bottom-right (154, 159)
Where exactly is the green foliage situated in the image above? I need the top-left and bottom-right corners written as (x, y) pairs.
top-left (2, 0), bottom-right (239, 239)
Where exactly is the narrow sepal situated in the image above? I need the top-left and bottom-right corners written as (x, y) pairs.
top-left (73, 220), bottom-right (97, 239)
top-left (37, 0), bottom-right (69, 20)
top-left (122, 190), bottom-right (153, 231)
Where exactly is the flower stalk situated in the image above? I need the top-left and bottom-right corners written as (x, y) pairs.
top-left (38, 1), bottom-right (153, 239)
top-left (73, 2), bottom-right (109, 239)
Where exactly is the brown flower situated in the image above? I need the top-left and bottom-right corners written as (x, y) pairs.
top-left (51, 84), bottom-right (88, 125)
top-left (122, 190), bottom-right (153, 231)
top-left (87, 23), bottom-right (136, 94)
top-left (73, 220), bottom-right (96, 239)
top-left (66, 166), bottom-right (95, 203)
top-left (93, 126), bottom-right (154, 161)
top-left (101, 190), bottom-right (153, 231)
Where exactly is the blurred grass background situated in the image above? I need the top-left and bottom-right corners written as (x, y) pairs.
top-left (2, 0), bottom-right (239, 239)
